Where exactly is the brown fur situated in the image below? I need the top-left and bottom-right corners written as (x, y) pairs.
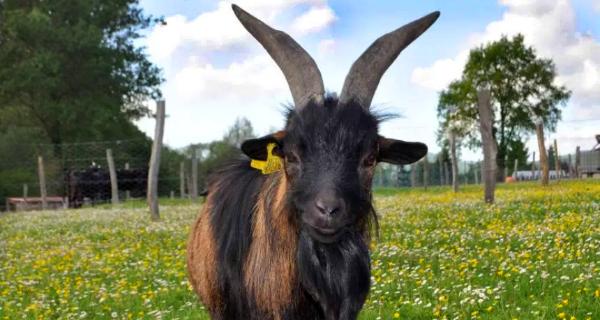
top-left (187, 198), bottom-right (221, 314)
top-left (244, 172), bottom-right (298, 318)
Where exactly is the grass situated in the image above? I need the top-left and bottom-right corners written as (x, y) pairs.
top-left (1, 180), bottom-right (599, 319)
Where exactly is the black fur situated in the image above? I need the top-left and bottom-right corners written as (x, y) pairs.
top-left (297, 230), bottom-right (371, 320)
top-left (207, 161), bottom-right (266, 318)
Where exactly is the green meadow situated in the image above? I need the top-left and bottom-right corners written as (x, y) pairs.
top-left (1, 180), bottom-right (599, 319)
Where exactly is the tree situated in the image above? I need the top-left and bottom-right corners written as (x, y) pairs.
top-left (506, 139), bottom-right (528, 176)
top-left (187, 118), bottom-right (257, 189)
top-left (0, 0), bottom-right (162, 154)
top-left (437, 35), bottom-right (570, 181)
top-left (223, 117), bottom-right (256, 148)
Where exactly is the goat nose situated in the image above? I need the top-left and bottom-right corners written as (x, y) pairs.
top-left (315, 196), bottom-right (342, 216)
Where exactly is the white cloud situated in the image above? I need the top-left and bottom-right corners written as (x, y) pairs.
top-left (291, 6), bottom-right (337, 35)
top-left (593, 1), bottom-right (600, 13)
top-left (411, 53), bottom-right (468, 91)
top-left (140, 0), bottom-right (337, 147)
top-left (410, 0), bottom-right (600, 107)
top-left (172, 55), bottom-right (288, 102)
top-left (146, 0), bottom-right (334, 67)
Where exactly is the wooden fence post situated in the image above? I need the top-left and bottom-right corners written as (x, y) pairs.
top-left (37, 156), bottom-right (47, 210)
top-left (513, 159), bottom-right (518, 179)
top-left (535, 121), bottom-right (549, 186)
top-left (449, 131), bottom-right (459, 192)
top-left (553, 139), bottom-right (560, 181)
top-left (410, 163), bottom-right (416, 188)
top-left (504, 156), bottom-right (508, 181)
top-left (438, 155), bottom-right (444, 185)
top-left (23, 184), bottom-right (28, 198)
top-left (531, 151), bottom-right (536, 180)
top-left (474, 163), bottom-right (479, 185)
top-left (422, 157), bottom-right (429, 190)
top-left (124, 163), bottom-right (131, 200)
top-left (575, 146), bottom-right (580, 178)
top-left (179, 161), bottom-right (185, 198)
top-left (106, 149), bottom-right (119, 205)
top-left (477, 88), bottom-right (497, 204)
top-left (148, 100), bottom-right (165, 221)
top-left (191, 149), bottom-right (199, 201)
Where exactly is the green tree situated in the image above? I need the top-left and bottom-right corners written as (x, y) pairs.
top-left (185, 118), bottom-right (257, 190)
top-left (0, 0), bottom-right (162, 153)
top-left (506, 139), bottom-right (529, 175)
top-left (437, 35), bottom-right (570, 180)
top-left (223, 117), bottom-right (257, 148)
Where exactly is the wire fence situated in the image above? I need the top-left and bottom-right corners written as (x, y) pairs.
top-left (1, 137), bottom-right (599, 212)
top-left (0, 139), bottom-right (187, 211)
top-left (373, 143), bottom-right (600, 188)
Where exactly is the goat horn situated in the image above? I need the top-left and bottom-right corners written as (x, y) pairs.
top-left (232, 4), bottom-right (325, 109)
top-left (339, 11), bottom-right (440, 108)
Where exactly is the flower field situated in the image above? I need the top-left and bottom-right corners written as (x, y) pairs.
top-left (1, 180), bottom-right (599, 319)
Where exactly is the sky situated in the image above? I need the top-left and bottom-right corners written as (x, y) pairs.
top-left (135, 0), bottom-right (600, 160)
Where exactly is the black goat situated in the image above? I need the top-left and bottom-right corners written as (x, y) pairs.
top-left (187, 5), bottom-right (439, 320)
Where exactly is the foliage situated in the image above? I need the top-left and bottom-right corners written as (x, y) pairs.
top-left (0, 0), bottom-right (163, 147)
top-left (0, 0), bottom-right (166, 203)
top-left (437, 35), bottom-right (571, 177)
top-left (506, 139), bottom-right (529, 175)
top-left (2, 180), bottom-right (598, 319)
top-left (185, 118), bottom-right (256, 189)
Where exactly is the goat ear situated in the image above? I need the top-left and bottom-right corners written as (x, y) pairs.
top-left (378, 136), bottom-right (427, 165)
top-left (241, 131), bottom-right (286, 160)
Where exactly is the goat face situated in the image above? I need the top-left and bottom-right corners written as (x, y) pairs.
top-left (235, 4), bottom-right (438, 243)
top-left (283, 100), bottom-right (379, 243)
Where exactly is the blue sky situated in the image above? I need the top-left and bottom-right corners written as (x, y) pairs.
top-left (136, 0), bottom-right (600, 160)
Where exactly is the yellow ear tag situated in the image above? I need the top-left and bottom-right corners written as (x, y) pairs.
top-left (250, 143), bottom-right (283, 174)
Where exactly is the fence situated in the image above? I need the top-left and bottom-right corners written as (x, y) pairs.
top-left (0, 137), bottom-right (198, 212)
top-left (1, 137), bottom-right (598, 211)
top-left (372, 143), bottom-right (600, 188)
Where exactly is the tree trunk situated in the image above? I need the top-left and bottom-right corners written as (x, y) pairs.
top-left (535, 121), bottom-right (549, 186)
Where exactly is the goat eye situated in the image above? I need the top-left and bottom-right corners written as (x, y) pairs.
top-left (363, 154), bottom-right (376, 167)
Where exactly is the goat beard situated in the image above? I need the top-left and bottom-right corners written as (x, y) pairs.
top-left (296, 229), bottom-right (371, 319)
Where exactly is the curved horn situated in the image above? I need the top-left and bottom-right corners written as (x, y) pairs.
top-left (339, 11), bottom-right (440, 108)
top-left (232, 4), bottom-right (324, 109)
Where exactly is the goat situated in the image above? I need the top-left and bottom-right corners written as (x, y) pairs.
top-left (187, 5), bottom-right (439, 319)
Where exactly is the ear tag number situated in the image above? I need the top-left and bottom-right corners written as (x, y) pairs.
top-left (250, 143), bottom-right (283, 174)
